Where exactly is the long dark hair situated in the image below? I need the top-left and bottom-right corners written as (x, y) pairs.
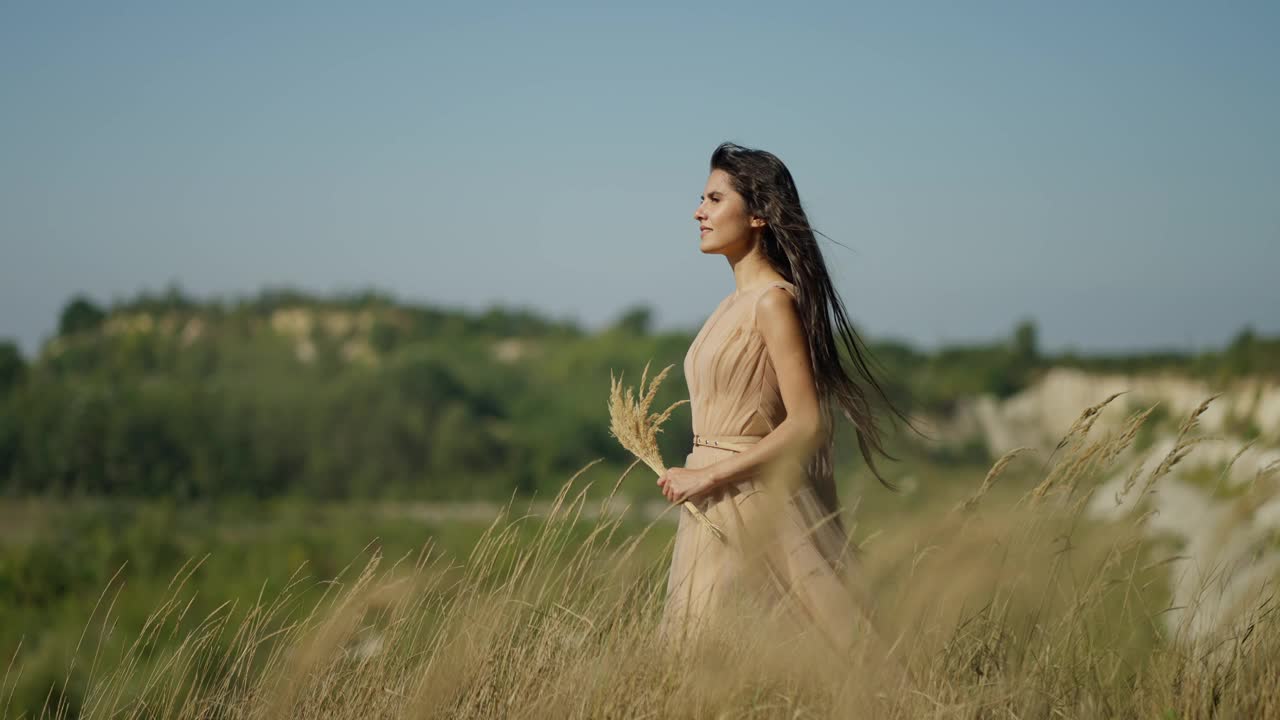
top-left (710, 141), bottom-right (921, 512)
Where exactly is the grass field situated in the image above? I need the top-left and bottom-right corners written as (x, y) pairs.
top-left (4, 398), bottom-right (1280, 718)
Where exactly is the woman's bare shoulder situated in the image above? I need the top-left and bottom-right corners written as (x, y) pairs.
top-left (753, 283), bottom-right (801, 334)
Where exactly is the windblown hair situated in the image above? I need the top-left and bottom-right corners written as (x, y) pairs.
top-left (709, 142), bottom-right (920, 518)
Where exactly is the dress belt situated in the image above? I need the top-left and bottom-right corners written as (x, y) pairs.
top-left (692, 433), bottom-right (766, 453)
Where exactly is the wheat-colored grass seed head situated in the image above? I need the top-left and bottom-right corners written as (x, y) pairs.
top-left (607, 361), bottom-right (688, 477)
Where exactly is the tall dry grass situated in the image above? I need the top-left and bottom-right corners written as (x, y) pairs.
top-left (13, 394), bottom-right (1280, 719)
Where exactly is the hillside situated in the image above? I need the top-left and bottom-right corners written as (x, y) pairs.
top-left (0, 287), bottom-right (1277, 500)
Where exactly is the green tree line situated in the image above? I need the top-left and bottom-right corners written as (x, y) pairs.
top-left (0, 290), bottom-right (1275, 500)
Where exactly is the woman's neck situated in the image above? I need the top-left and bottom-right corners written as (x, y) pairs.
top-left (728, 248), bottom-right (784, 293)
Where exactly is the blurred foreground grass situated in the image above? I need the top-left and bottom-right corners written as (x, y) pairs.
top-left (4, 403), bottom-right (1279, 718)
top-left (0, 489), bottom-right (670, 717)
top-left (1, 447), bottom-right (984, 718)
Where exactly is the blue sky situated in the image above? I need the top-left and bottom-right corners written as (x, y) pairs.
top-left (2, 1), bottom-right (1277, 355)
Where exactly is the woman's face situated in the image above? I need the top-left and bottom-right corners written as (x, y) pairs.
top-left (694, 169), bottom-right (765, 255)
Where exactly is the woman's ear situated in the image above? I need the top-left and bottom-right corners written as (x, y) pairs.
top-left (750, 216), bottom-right (767, 228)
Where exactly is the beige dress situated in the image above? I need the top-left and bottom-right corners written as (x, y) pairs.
top-left (659, 280), bottom-right (875, 655)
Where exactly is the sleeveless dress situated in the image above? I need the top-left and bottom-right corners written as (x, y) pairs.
top-left (658, 280), bottom-right (875, 655)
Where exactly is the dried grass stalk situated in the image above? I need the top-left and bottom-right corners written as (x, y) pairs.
top-left (1031, 391), bottom-right (1128, 502)
top-left (607, 361), bottom-right (726, 543)
top-left (956, 447), bottom-right (1034, 513)
top-left (1131, 393), bottom-right (1220, 513)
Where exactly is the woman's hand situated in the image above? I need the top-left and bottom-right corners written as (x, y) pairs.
top-left (657, 466), bottom-right (716, 504)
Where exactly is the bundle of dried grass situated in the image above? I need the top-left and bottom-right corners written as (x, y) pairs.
top-left (607, 360), bottom-right (726, 542)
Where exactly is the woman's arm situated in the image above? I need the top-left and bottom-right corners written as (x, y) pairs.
top-left (704, 287), bottom-right (824, 491)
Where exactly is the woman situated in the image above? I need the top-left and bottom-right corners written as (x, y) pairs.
top-left (656, 142), bottom-right (913, 658)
